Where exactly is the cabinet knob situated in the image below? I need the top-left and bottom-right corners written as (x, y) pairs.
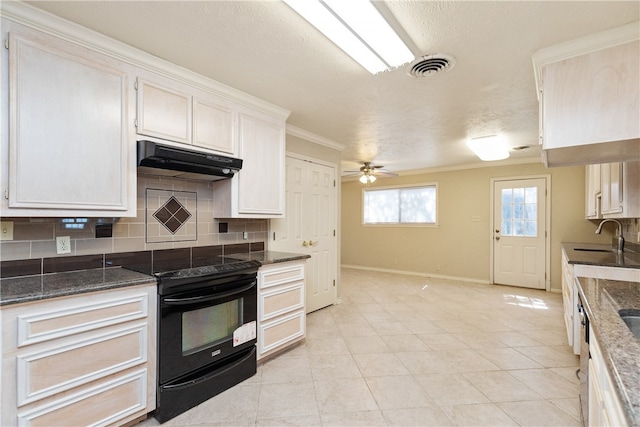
top-left (302, 241), bottom-right (308, 247)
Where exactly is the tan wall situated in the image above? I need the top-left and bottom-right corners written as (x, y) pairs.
top-left (341, 162), bottom-right (617, 292)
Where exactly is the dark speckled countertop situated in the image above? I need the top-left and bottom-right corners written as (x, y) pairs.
top-left (0, 251), bottom-right (308, 307)
top-left (577, 277), bottom-right (640, 425)
top-left (563, 242), bottom-right (640, 268)
top-left (227, 251), bottom-right (310, 264)
top-left (0, 267), bottom-right (157, 306)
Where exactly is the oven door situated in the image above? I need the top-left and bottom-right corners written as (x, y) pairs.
top-left (159, 274), bottom-right (257, 384)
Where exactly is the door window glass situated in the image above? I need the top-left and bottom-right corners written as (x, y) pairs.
top-left (501, 187), bottom-right (537, 237)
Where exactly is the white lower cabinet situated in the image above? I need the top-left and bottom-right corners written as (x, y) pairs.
top-left (589, 333), bottom-right (627, 427)
top-left (1, 284), bottom-right (157, 427)
top-left (561, 250), bottom-right (579, 354)
top-left (257, 261), bottom-right (306, 360)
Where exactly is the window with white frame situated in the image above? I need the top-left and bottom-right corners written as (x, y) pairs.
top-left (363, 184), bottom-right (437, 225)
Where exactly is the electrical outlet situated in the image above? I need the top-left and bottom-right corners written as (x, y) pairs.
top-left (471, 216), bottom-right (481, 222)
top-left (0, 221), bottom-right (14, 241)
top-left (56, 236), bottom-right (71, 254)
top-left (242, 232), bottom-right (249, 240)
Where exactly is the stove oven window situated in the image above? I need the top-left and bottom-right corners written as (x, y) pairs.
top-left (182, 299), bottom-right (243, 355)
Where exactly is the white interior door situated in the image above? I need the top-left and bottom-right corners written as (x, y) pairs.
top-left (270, 156), bottom-right (337, 313)
top-left (493, 178), bottom-right (547, 289)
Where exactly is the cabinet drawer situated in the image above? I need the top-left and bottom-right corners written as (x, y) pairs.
top-left (17, 325), bottom-right (147, 406)
top-left (17, 368), bottom-right (147, 427)
top-left (259, 310), bottom-right (305, 355)
top-left (14, 293), bottom-right (149, 348)
top-left (259, 263), bottom-right (305, 289)
top-left (260, 283), bottom-right (304, 322)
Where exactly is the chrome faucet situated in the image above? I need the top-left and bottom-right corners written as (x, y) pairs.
top-left (595, 219), bottom-right (624, 252)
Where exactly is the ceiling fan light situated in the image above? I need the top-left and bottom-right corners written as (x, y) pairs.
top-left (467, 135), bottom-right (510, 161)
top-left (369, 174), bottom-right (376, 183)
top-left (359, 174), bottom-right (368, 183)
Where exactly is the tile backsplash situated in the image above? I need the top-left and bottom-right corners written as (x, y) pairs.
top-left (0, 175), bottom-right (268, 262)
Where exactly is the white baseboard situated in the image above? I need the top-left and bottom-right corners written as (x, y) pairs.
top-left (340, 264), bottom-right (492, 285)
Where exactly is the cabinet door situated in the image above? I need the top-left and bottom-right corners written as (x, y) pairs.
top-left (237, 111), bottom-right (285, 215)
top-left (137, 78), bottom-right (191, 143)
top-left (602, 162), bottom-right (623, 215)
top-left (585, 164), bottom-right (601, 218)
top-left (542, 41), bottom-right (640, 150)
top-left (193, 97), bottom-right (236, 154)
top-left (8, 30), bottom-right (130, 213)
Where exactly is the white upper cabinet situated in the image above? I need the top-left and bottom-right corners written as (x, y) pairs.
top-left (585, 161), bottom-right (640, 219)
top-left (533, 23), bottom-right (640, 166)
top-left (600, 162), bottom-right (622, 216)
top-left (136, 76), bottom-right (237, 155)
top-left (585, 164), bottom-right (601, 219)
top-left (193, 97), bottom-right (235, 154)
top-left (2, 2), bottom-right (290, 220)
top-left (212, 107), bottom-right (285, 218)
top-left (602, 161), bottom-right (640, 219)
top-left (136, 78), bottom-right (191, 144)
top-left (1, 23), bottom-right (136, 217)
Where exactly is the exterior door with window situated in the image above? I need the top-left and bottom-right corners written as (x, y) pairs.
top-left (270, 156), bottom-right (337, 313)
top-left (493, 178), bottom-right (547, 289)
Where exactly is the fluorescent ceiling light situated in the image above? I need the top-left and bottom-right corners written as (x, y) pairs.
top-left (283, 0), bottom-right (414, 74)
top-left (467, 135), bottom-right (510, 161)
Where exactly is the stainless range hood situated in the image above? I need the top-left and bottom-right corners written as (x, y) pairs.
top-left (137, 140), bottom-right (242, 181)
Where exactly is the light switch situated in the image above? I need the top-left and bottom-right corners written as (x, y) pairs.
top-left (1, 221), bottom-right (14, 241)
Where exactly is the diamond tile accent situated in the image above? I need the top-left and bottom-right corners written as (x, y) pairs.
top-left (154, 196), bottom-right (192, 234)
top-left (146, 189), bottom-right (197, 243)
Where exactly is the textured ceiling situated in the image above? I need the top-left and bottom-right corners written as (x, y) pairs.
top-left (23, 0), bottom-right (640, 174)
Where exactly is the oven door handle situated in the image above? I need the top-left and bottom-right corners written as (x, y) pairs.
top-left (162, 281), bottom-right (256, 305)
top-left (160, 347), bottom-right (256, 391)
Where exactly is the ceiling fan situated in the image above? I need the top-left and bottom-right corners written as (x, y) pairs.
top-left (344, 162), bottom-right (398, 184)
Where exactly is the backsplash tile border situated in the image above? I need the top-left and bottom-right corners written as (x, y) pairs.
top-left (0, 242), bottom-right (267, 279)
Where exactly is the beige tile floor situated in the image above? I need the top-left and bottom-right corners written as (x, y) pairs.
top-left (140, 268), bottom-right (581, 427)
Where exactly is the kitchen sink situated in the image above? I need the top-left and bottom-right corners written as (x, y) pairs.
top-left (573, 248), bottom-right (613, 253)
top-left (619, 309), bottom-right (640, 340)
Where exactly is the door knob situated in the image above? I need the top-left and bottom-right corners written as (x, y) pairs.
top-left (495, 236), bottom-right (500, 241)
top-left (495, 230), bottom-right (500, 233)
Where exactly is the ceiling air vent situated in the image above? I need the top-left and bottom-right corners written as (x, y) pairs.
top-left (407, 54), bottom-right (455, 78)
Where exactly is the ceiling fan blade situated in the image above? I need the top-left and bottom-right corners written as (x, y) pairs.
top-left (374, 171), bottom-right (399, 177)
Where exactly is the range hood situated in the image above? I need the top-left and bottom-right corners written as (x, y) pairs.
top-left (137, 140), bottom-right (242, 181)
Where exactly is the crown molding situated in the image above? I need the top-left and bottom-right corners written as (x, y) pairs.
top-left (286, 124), bottom-right (345, 151)
top-left (0, 1), bottom-right (290, 119)
top-left (340, 156), bottom-right (543, 181)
